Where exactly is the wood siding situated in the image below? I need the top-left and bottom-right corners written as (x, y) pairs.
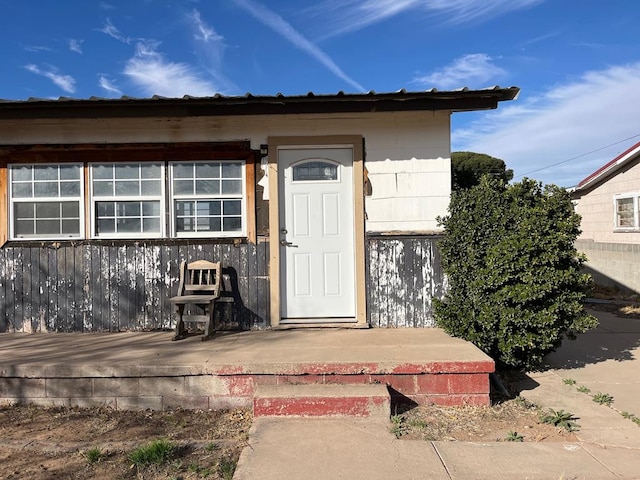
top-left (0, 235), bottom-right (444, 332)
top-left (367, 235), bottom-right (445, 328)
top-left (0, 240), bottom-right (270, 333)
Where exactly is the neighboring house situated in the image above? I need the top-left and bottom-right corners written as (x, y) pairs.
top-left (572, 141), bottom-right (640, 294)
top-left (0, 88), bottom-right (518, 333)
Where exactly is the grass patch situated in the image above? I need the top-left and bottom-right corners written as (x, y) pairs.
top-left (128, 438), bottom-right (177, 467)
top-left (219, 457), bottom-right (237, 480)
top-left (84, 447), bottom-right (104, 463)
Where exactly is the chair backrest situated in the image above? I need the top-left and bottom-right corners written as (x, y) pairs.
top-left (177, 260), bottom-right (222, 296)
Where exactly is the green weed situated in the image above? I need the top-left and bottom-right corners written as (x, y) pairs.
top-left (506, 431), bottom-right (524, 442)
top-left (562, 378), bottom-right (576, 386)
top-left (84, 447), bottom-right (103, 463)
top-left (219, 457), bottom-right (237, 480)
top-left (592, 392), bottom-right (614, 406)
top-left (128, 438), bottom-right (176, 467)
top-left (576, 385), bottom-right (591, 394)
top-left (540, 409), bottom-right (580, 432)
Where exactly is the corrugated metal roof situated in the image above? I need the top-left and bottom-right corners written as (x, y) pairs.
top-left (0, 87), bottom-right (519, 120)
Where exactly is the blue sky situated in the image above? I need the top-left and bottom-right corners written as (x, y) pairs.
top-left (2, 0), bottom-right (640, 187)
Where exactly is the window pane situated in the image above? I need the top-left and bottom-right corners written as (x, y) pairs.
top-left (117, 217), bottom-right (141, 232)
top-left (221, 180), bottom-right (242, 194)
top-left (196, 163), bottom-right (219, 178)
top-left (173, 163), bottom-right (193, 178)
top-left (12, 166), bottom-right (32, 181)
top-left (15, 219), bottom-right (34, 235)
top-left (293, 161), bottom-right (338, 181)
top-left (141, 179), bottom-right (161, 195)
top-left (175, 200), bottom-right (192, 216)
top-left (616, 198), bottom-right (634, 227)
top-left (62, 219), bottom-right (80, 234)
top-left (120, 202), bottom-right (141, 217)
top-left (93, 164), bottom-right (112, 179)
top-left (223, 217), bottom-right (242, 231)
top-left (60, 181), bottom-right (80, 197)
top-left (199, 217), bottom-right (221, 232)
top-left (34, 166), bottom-right (58, 181)
top-left (196, 180), bottom-right (219, 195)
top-left (36, 219), bottom-right (60, 235)
top-left (62, 202), bottom-right (80, 217)
top-left (115, 180), bottom-right (140, 196)
top-left (115, 164), bottom-right (138, 179)
top-left (173, 179), bottom-right (194, 195)
top-left (12, 183), bottom-right (32, 198)
top-left (15, 202), bottom-right (35, 218)
top-left (222, 163), bottom-right (242, 178)
top-left (98, 218), bottom-right (115, 233)
top-left (93, 181), bottom-right (113, 196)
top-left (143, 218), bottom-right (160, 232)
top-left (142, 201), bottom-right (160, 216)
top-left (223, 200), bottom-right (241, 215)
top-left (34, 182), bottom-right (58, 197)
top-left (97, 202), bottom-right (115, 216)
top-left (36, 203), bottom-right (59, 218)
top-left (200, 200), bottom-right (221, 215)
top-left (59, 165), bottom-right (80, 180)
top-left (141, 163), bottom-right (161, 179)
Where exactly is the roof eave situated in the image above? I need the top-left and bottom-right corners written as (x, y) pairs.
top-left (0, 88), bottom-right (520, 120)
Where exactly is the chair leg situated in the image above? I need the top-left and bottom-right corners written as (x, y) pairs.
top-left (172, 304), bottom-right (187, 341)
top-left (201, 300), bottom-right (216, 341)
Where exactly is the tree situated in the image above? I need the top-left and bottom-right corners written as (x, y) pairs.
top-left (433, 176), bottom-right (597, 371)
top-left (452, 151), bottom-right (513, 190)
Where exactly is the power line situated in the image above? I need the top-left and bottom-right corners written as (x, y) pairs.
top-left (514, 133), bottom-right (640, 178)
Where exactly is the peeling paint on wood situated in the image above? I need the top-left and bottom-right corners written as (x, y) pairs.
top-left (366, 235), bottom-right (444, 328)
top-left (0, 241), bottom-right (270, 332)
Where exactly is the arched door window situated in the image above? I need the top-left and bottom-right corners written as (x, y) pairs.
top-left (292, 160), bottom-right (338, 182)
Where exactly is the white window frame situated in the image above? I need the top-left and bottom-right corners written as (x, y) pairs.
top-left (169, 160), bottom-right (246, 238)
top-left (613, 192), bottom-right (640, 231)
top-left (89, 162), bottom-right (166, 239)
top-left (8, 163), bottom-right (84, 240)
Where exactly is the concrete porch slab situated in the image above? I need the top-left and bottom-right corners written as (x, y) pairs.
top-left (0, 328), bottom-right (494, 410)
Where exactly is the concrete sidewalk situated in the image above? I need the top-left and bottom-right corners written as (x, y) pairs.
top-left (233, 309), bottom-right (640, 480)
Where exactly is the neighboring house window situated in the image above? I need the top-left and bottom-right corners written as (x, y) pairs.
top-left (614, 193), bottom-right (640, 230)
top-left (90, 163), bottom-right (165, 238)
top-left (9, 164), bottom-right (83, 239)
top-left (170, 161), bottom-right (245, 237)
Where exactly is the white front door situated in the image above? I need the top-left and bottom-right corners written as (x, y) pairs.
top-left (279, 148), bottom-right (355, 321)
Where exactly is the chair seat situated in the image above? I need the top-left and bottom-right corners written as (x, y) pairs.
top-left (170, 295), bottom-right (218, 304)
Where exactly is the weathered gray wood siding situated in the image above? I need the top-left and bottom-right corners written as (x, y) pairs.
top-left (0, 240), bottom-right (270, 333)
top-left (366, 235), bottom-right (445, 328)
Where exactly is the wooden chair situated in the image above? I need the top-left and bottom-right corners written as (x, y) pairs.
top-left (169, 260), bottom-right (221, 341)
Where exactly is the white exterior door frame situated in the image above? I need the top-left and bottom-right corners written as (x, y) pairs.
top-left (267, 136), bottom-right (366, 327)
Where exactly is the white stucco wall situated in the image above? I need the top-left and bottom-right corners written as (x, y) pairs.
top-left (574, 159), bottom-right (640, 244)
top-left (0, 110), bottom-right (451, 233)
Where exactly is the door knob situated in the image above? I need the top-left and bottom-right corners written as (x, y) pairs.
top-left (280, 240), bottom-right (298, 247)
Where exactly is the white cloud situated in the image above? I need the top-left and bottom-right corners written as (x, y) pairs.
top-left (98, 18), bottom-right (131, 43)
top-left (24, 64), bottom-right (76, 93)
top-left (24, 45), bottom-right (51, 53)
top-left (68, 39), bottom-right (84, 54)
top-left (452, 62), bottom-right (640, 187)
top-left (307, 0), bottom-right (543, 38)
top-left (98, 75), bottom-right (122, 96)
top-left (234, 0), bottom-right (365, 92)
top-left (414, 53), bottom-right (506, 89)
top-left (190, 9), bottom-right (224, 44)
top-left (123, 41), bottom-right (217, 97)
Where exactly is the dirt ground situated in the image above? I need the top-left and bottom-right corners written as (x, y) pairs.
top-left (0, 405), bottom-right (251, 480)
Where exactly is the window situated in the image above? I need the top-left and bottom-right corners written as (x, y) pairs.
top-left (614, 193), bottom-right (640, 230)
top-left (9, 164), bottom-right (83, 239)
top-left (171, 161), bottom-right (245, 237)
top-left (292, 160), bottom-right (338, 181)
top-left (90, 163), bottom-right (165, 238)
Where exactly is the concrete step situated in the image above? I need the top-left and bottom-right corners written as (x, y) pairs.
top-left (253, 384), bottom-right (391, 418)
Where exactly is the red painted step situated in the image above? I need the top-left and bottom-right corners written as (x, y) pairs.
top-left (253, 384), bottom-right (391, 418)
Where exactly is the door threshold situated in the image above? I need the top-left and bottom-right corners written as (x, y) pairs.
top-left (272, 323), bottom-right (369, 330)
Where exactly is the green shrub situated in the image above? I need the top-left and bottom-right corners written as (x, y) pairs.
top-left (434, 177), bottom-right (597, 370)
top-left (128, 438), bottom-right (176, 467)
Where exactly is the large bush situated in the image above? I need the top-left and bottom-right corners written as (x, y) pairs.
top-left (434, 176), bottom-right (597, 371)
